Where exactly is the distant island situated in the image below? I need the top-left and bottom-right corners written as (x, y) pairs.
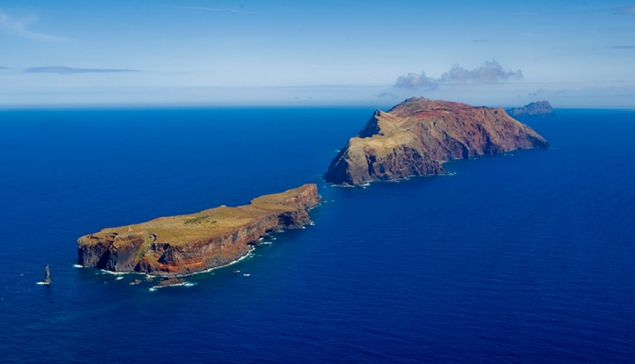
top-left (506, 101), bottom-right (555, 118)
top-left (324, 97), bottom-right (549, 186)
top-left (77, 184), bottom-right (321, 276)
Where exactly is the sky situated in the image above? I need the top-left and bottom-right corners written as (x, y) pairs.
top-left (1, 0), bottom-right (635, 108)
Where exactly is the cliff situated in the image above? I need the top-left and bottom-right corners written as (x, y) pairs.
top-left (77, 184), bottom-right (321, 276)
top-left (324, 97), bottom-right (549, 186)
top-left (506, 101), bottom-right (555, 118)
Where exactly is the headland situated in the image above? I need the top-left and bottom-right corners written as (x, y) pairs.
top-left (77, 184), bottom-right (321, 276)
top-left (324, 97), bottom-right (549, 186)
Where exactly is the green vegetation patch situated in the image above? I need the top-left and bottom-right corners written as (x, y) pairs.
top-left (136, 232), bottom-right (155, 261)
top-left (184, 215), bottom-right (217, 225)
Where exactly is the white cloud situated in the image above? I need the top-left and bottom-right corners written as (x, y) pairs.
top-left (0, 11), bottom-right (65, 42)
top-left (395, 61), bottom-right (523, 90)
top-left (395, 71), bottom-right (439, 90)
top-left (26, 67), bottom-right (138, 75)
top-left (440, 61), bottom-right (523, 83)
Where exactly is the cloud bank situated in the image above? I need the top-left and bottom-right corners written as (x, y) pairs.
top-left (395, 61), bottom-right (523, 90)
top-left (0, 11), bottom-right (66, 41)
top-left (26, 67), bottom-right (139, 75)
top-left (395, 71), bottom-right (440, 90)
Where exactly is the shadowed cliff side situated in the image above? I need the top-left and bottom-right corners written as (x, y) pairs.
top-left (324, 97), bottom-right (549, 186)
top-left (77, 184), bottom-right (321, 276)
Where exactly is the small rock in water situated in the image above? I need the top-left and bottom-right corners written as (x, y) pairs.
top-left (156, 277), bottom-right (186, 287)
top-left (38, 265), bottom-right (52, 285)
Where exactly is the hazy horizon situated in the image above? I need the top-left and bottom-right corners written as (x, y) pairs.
top-left (2, 0), bottom-right (635, 108)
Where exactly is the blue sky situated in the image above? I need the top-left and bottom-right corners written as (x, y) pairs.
top-left (1, 0), bottom-right (634, 107)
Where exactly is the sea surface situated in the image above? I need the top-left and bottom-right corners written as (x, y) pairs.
top-left (0, 107), bottom-right (634, 363)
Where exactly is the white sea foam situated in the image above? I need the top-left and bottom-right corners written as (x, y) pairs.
top-left (307, 200), bottom-right (323, 211)
top-left (330, 183), bottom-right (355, 188)
top-left (73, 264), bottom-right (84, 268)
top-left (99, 270), bottom-right (131, 276)
top-left (168, 245), bottom-right (257, 277)
top-left (150, 281), bottom-right (197, 290)
top-left (90, 211), bottom-right (312, 281)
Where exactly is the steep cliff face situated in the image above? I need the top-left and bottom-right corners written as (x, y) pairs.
top-left (324, 97), bottom-right (549, 186)
top-left (506, 101), bottom-right (555, 118)
top-left (77, 184), bottom-right (321, 276)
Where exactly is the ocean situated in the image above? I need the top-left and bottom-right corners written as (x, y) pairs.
top-left (0, 107), bottom-right (633, 363)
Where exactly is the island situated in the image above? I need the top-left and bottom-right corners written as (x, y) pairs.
top-left (324, 97), bottom-right (549, 186)
top-left (506, 101), bottom-right (555, 118)
top-left (77, 184), bottom-right (321, 276)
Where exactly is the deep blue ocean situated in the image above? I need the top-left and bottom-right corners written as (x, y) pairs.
top-left (0, 107), bottom-right (634, 363)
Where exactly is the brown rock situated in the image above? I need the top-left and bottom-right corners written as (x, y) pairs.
top-left (156, 277), bottom-right (186, 287)
top-left (77, 184), bottom-right (321, 276)
top-left (324, 97), bottom-right (549, 186)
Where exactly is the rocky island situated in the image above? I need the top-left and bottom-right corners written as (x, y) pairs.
top-left (77, 184), bottom-right (321, 276)
top-left (324, 97), bottom-right (549, 186)
top-left (506, 101), bottom-right (555, 118)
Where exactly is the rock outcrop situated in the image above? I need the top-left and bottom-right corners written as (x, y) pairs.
top-left (324, 97), bottom-right (549, 186)
top-left (77, 184), bottom-right (321, 276)
top-left (506, 101), bottom-right (555, 118)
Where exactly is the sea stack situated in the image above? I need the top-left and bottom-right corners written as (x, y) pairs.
top-left (39, 265), bottom-right (51, 285)
top-left (324, 97), bottom-right (549, 186)
top-left (77, 184), bottom-right (321, 276)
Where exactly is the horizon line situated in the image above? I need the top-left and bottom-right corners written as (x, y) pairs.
top-left (0, 102), bottom-right (634, 111)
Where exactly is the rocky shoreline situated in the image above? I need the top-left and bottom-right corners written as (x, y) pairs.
top-left (324, 97), bottom-right (549, 186)
top-left (77, 184), bottom-right (321, 276)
